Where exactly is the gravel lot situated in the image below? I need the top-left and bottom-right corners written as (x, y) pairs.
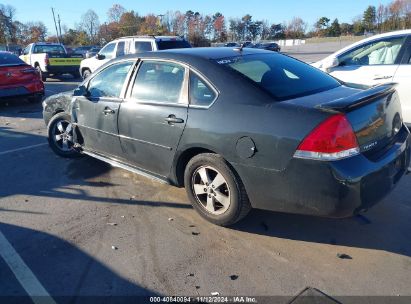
top-left (0, 50), bottom-right (410, 304)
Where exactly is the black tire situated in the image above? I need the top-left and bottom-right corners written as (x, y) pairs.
top-left (47, 113), bottom-right (81, 158)
top-left (82, 69), bottom-right (91, 80)
top-left (28, 95), bottom-right (43, 103)
top-left (184, 153), bottom-right (251, 226)
top-left (36, 65), bottom-right (47, 82)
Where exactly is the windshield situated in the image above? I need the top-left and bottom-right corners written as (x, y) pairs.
top-left (33, 45), bottom-right (66, 54)
top-left (216, 53), bottom-right (340, 100)
top-left (0, 52), bottom-right (26, 66)
top-left (157, 40), bottom-right (192, 50)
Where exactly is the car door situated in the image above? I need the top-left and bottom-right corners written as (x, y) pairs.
top-left (118, 59), bottom-right (188, 177)
top-left (329, 35), bottom-right (407, 87)
top-left (392, 36), bottom-right (411, 125)
top-left (72, 60), bottom-right (135, 158)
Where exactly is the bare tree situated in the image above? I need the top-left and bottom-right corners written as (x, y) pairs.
top-left (107, 4), bottom-right (126, 23)
top-left (80, 9), bottom-right (100, 44)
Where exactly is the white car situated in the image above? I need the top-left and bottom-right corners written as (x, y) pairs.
top-left (79, 36), bottom-right (191, 79)
top-left (313, 30), bottom-right (411, 126)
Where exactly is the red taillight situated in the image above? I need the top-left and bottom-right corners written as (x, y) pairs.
top-left (294, 114), bottom-right (360, 161)
top-left (45, 54), bottom-right (49, 66)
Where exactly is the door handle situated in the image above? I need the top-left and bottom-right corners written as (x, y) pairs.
top-left (165, 115), bottom-right (184, 124)
top-left (103, 107), bottom-right (115, 115)
top-left (373, 75), bottom-right (392, 80)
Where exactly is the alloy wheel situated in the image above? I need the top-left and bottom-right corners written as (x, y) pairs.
top-left (52, 119), bottom-right (74, 152)
top-left (192, 166), bottom-right (231, 215)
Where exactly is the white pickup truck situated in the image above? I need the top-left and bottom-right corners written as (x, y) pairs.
top-left (20, 42), bottom-right (83, 81)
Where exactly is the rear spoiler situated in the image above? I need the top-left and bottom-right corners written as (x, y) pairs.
top-left (316, 83), bottom-right (397, 113)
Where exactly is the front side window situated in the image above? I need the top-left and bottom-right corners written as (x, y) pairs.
top-left (99, 42), bottom-right (116, 60)
top-left (131, 61), bottom-right (185, 103)
top-left (189, 73), bottom-right (216, 106)
top-left (23, 46), bottom-right (30, 55)
top-left (134, 42), bottom-right (153, 53)
top-left (216, 54), bottom-right (340, 100)
top-left (88, 61), bottom-right (133, 98)
top-left (338, 37), bottom-right (405, 66)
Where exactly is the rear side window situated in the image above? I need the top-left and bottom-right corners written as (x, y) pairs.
top-left (135, 42), bottom-right (152, 53)
top-left (33, 45), bottom-right (65, 54)
top-left (131, 61), bottom-right (185, 103)
top-left (189, 73), bottom-right (216, 106)
top-left (0, 52), bottom-right (26, 66)
top-left (156, 40), bottom-right (192, 50)
top-left (217, 54), bottom-right (340, 100)
top-left (116, 41), bottom-right (125, 57)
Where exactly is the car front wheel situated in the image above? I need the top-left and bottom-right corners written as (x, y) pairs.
top-left (47, 113), bottom-right (81, 158)
top-left (184, 153), bottom-right (251, 226)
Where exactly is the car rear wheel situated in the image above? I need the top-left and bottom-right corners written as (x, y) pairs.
top-left (47, 113), bottom-right (81, 158)
top-left (184, 153), bottom-right (251, 226)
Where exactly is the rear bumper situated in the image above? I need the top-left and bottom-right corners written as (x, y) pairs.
top-left (234, 125), bottom-right (410, 218)
top-left (45, 65), bottom-right (79, 74)
top-left (0, 80), bottom-right (44, 99)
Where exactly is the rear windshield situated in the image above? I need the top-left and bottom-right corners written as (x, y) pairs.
top-left (156, 40), bottom-right (192, 50)
top-left (33, 45), bottom-right (66, 54)
top-left (216, 53), bottom-right (340, 100)
top-left (0, 52), bottom-right (26, 66)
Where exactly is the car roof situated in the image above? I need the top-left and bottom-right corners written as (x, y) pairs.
top-left (155, 47), bottom-right (271, 59)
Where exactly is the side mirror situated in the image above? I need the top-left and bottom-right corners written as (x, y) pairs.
top-left (323, 56), bottom-right (339, 71)
top-left (95, 53), bottom-right (105, 60)
top-left (73, 85), bottom-right (88, 97)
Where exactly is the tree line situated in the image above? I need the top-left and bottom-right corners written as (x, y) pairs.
top-left (1, 1), bottom-right (410, 47)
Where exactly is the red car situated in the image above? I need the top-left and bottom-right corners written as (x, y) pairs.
top-left (0, 51), bottom-right (44, 103)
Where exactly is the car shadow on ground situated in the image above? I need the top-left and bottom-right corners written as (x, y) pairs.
top-left (231, 178), bottom-right (411, 258)
top-left (0, 126), bottom-right (192, 210)
top-left (0, 222), bottom-right (157, 303)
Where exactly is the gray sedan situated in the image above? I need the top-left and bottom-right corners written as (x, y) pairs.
top-left (42, 47), bottom-right (410, 226)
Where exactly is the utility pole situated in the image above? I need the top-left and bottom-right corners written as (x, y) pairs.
top-left (58, 14), bottom-right (62, 39)
top-left (51, 7), bottom-right (60, 43)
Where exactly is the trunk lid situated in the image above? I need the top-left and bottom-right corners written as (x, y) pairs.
top-left (317, 84), bottom-right (404, 157)
top-left (0, 64), bottom-right (39, 86)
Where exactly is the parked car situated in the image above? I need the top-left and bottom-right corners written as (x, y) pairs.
top-left (43, 47), bottom-right (410, 226)
top-left (224, 42), bottom-right (239, 47)
top-left (0, 51), bottom-right (44, 103)
top-left (254, 42), bottom-right (281, 52)
top-left (20, 42), bottom-right (83, 81)
top-left (312, 30), bottom-right (411, 126)
top-left (85, 47), bottom-right (101, 59)
top-left (74, 46), bottom-right (98, 58)
top-left (80, 36), bottom-right (191, 79)
top-left (0, 44), bottom-right (22, 56)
